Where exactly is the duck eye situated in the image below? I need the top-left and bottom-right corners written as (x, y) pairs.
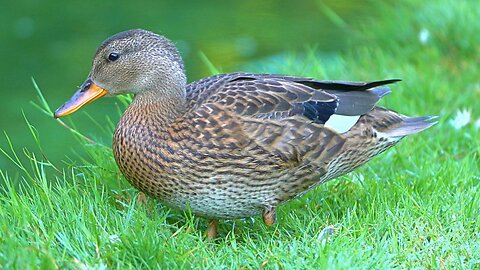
top-left (108, 52), bottom-right (119, 61)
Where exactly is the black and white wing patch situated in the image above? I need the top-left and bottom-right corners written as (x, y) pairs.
top-left (191, 72), bottom-right (399, 133)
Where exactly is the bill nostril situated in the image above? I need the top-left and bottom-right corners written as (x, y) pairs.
top-left (80, 81), bottom-right (92, 92)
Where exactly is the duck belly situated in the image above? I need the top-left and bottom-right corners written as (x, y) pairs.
top-left (138, 172), bottom-right (301, 220)
top-left (161, 174), bottom-right (270, 219)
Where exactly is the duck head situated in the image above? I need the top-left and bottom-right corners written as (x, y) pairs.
top-left (54, 29), bottom-right (186, 118)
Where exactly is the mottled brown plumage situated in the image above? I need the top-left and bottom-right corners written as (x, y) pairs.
top-left (54, 29), bottom-right (436, 238)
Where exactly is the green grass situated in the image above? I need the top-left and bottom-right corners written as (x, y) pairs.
top-left (1, 0), bottom-right (479, 268)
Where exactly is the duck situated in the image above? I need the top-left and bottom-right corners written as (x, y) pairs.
top-left (54, 29), bottom-right (436, 239)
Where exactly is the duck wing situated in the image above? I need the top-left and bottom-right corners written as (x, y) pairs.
top-left (187, 72), bottom-right (398, 124)
top-left (184, 73), bottom-right (399, 168)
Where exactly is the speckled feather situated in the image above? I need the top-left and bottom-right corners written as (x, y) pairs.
top-left (57, 29), bottom-right (435, 223)
top-left (113, 71), bottom-right (433, 219)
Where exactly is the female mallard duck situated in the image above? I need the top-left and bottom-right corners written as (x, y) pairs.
top-left (55, 29), bottom-right (435, 238)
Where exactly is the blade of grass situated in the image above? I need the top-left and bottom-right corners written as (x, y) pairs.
top-left (199, 51), bottom-right (222, 75)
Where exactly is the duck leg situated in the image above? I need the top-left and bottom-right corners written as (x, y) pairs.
top-left (263, 207), bottom-right (276, 226)
top-left (206, 219), bottom-right (219, 240)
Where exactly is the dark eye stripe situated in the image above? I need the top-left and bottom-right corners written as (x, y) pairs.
top-left (108, 52), bottom-right (119, 61)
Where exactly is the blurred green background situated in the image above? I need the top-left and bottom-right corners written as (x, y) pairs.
top-left (1, 0), bottom-right (388, 174)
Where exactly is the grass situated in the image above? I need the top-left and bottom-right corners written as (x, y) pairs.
top-left (1, 0), bottom-right (479, 268)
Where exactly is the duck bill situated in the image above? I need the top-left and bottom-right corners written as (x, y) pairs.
top-left (54, 79), bottom-right (108, 118)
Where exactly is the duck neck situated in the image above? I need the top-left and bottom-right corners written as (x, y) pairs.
top-left (127, 85), bottom-right (186, 128)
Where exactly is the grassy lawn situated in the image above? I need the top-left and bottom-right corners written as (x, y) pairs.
top-left (1, 0), bottom-right (479, 269)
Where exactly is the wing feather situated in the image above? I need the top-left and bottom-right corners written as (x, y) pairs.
top-left (183, 72), bottom-right (399, 167)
